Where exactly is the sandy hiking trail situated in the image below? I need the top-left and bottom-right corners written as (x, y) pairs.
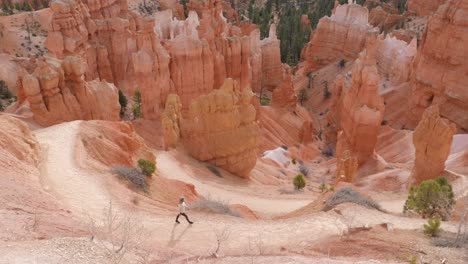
top-left (12, 120), bottom-right (461, 262)
top-left (157, 151), bottom-right (311, 216)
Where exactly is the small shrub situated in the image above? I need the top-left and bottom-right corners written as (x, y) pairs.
top-left (191, 197), bottom-right (241, 217)
top-left (323, 83), bottom-right (331, 100)
top-left (329, 186), bottom-right (335, 192)
top-left (110, 166), bottom-right (148, 192)
top-left (423, 218), bottom-right (442, 237)
top-left (404, 177), bottom-right (454, 220)
top-left (260, 96), bottom-right (270, 106)
top-left (319, 183), bottom-right (327, 193)
top-left (118, 90), bottom-right (127, 117)
top-left (0, 80), bottom-right (13, 99)
top-left (338, 59), bottom-right (346, 68)
top-left (291, 158), bottom-right (297, 165)
top-left (137, 159), bottom-right (155, 177)
top-left (293, 174), bottom-right (306, 190)
top-left (408, 255), bottom-right (417, 264)
top-left (298, 88), bottom-right (308, 105)
top-left (207, 163), bottom-right (222, 178)
top-left (323, 187), bottom-right (382, 211)
top-left (132, 89), bottom-right (142, 119)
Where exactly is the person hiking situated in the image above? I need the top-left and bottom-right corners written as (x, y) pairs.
top-left (176, 197), bottom-right (193, 224)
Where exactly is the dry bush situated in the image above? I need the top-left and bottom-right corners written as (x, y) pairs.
top-left (110, 166), bottom-right (148, 192)
top-left (211, 224), bottom-right (231, 258)
top-left (87, 201), bottom-right (148, 264)
top-left (323, 187), bottom-right (382, 211)
top-left (191, 196), bottom-right (241, 218)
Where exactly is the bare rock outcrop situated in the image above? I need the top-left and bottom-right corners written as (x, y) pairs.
top-left (335, 36), bottom-right (385, 164)
top-left (46, 0), bottom-right (174, 119)
top-left (271, 66), bottom-right (297, 108)
top-left (408, 0), bottom-right (447, 16)
top-left (304, 2), bottom-right (376, 73)
top-left (17, 56), bottom-right (120, 126)
top-left (180, 78), bottom-right (259, 177)
top-left (78, 120), bottom-right (156, 168)
top-left (335, 150), bottom-right (358, 184)
top-left (0, 115), bottom-right (40, 167)
top-left (410, 0), bottom-right (468, 131)
top-left (412, 105), bottom-right (456, 183)
top-left (260, 24), bottom-right (282, 91)
top-left (376, 35), bottom-right (417, 84)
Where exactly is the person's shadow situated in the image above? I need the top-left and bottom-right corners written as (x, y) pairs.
top-left (167, 222), bottom-right (192, 247)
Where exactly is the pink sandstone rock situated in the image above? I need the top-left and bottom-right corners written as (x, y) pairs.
top-left (376, 34), bottom-right (417, 85)
top-left (408, 0), bottom-right (447, 16)
top-left (17, 56), bottom-right (120, 126)
top-left (412, 105), bottom-right (457, 183)
top-left (261, 24), bottom-right (282, 91)
top-left (271, 66), bottom-right (297, 108)
top-left (304, 2), bottom-right (377, 73)
top-left (335, 35), bottom-right (386, 164)
top-left (161, 94), bottom-right (182, 150)
top-left (410, 0), bottom-right (468, 131)
top-left (180, 78), bottom-right (259, 177)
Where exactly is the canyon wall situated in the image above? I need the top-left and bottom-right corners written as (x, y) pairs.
top-left (410, 0), bottom-right (468, 131)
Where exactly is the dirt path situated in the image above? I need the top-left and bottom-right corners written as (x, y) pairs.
top-left (157, 152), bottom-right (311, 216)
top-left (35, 121), bottom-right (113, 218)
top-left (26, 121), bottom-right (463, 263)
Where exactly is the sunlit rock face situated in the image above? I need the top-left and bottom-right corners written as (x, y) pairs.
top-left (180, 78), bottom-right (259, 178)
top-left (412, 105), bottom-right (457, 184)
top-left (304, 2), bottom-right (376, 73)
top-left (17, 56), bottom-right (120, 126)
top-left (409, 0), bottom-right (468, 132)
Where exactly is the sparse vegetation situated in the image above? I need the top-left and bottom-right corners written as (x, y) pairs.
top-left (87, 200), bottom-right (148, 264)
top-left (319, 183), bottom-right (327, 193)
top-left (132, 89), bottom-right (142, 119)
top-left (298, 88), bottom-right (308, 105)
top-left (323, 82), bottom-right (331, 99)
top-left (260, 96), bottom-right (270, 106)
top-left (118, 90), bottom-right (127, 117)
top-left (191, 196), bottom-right (241, 217)
top-left (323, 187), bottom-right (382, 211)
top-left (291, 158), bottom-right (297, 165)
top-left (207, 163), bottom-right (223, 178)
top-left (404, 177), bottom-right (454, 220)
top-left (137, 159), bottom-right (155, 177)
top-left (423, 218), bottom-right (442, 237)
top-left (338, 59), bottom-right (346, 68)
top-left (0, 80), bottom-right (16, 111)
top-left (110, 166), bottom-right (149, 192)
top-left (293, 174), bottom-right (306, 190)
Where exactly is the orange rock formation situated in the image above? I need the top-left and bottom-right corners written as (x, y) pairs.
top-left (304, 2), bottom-right (376, 73)
top-left (17, 56), bottom-right (120, 126)
top-left (412, 105), bottom-right (457, 183)
top-left (408, 0), bottom-right (446, 16)
top-left (335, 35), bottom-right (385, 164)
top-left (180, 78), bottom-right (259, 177)
top-left (410, 0), bottom-right (468, 131)
top-left (78, 120), bottom-right (155, 169)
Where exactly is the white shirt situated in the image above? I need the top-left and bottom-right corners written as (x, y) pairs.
top-left (179, 202), bottom-right (187, 213)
